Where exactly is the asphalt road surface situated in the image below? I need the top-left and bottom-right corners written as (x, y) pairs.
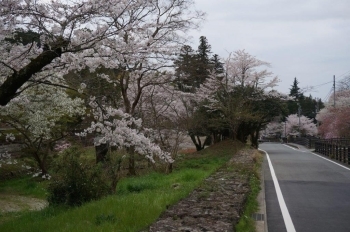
top-left (260, 142), bottom-right (350, 232)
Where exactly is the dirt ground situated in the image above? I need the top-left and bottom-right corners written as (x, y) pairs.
top-left (0, 194), bottom-right (47, 213)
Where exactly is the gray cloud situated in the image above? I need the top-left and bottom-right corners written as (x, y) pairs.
top-left (190, 0), bottom-right (350, 100)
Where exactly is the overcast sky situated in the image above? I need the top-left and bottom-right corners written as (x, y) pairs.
top-left (189, 0), bottom-right (350, 101)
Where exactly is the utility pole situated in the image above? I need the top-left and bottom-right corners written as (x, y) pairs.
top-left (298, 103), bottom-right (301, 136)
top-left (315, 98), bottom-right (319, 127)
top-left (333, 75), bottom-right (336, 107)
top-left (285, 121), bottom-right (287, 137)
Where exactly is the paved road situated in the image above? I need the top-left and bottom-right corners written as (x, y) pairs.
top-left (260, 142), bottom-right (350, 232)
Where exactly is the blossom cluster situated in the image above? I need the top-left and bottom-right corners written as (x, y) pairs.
top-left (78, 98), bottom-right (173, 163)
top-left (0, 151), bottom-right (15, 167)
top-left (0, 85), bottom-right (86, 141)
top-left (262, 114), bottom-right (318, 138)
top-left (316, 89), bottom-right (350, 138)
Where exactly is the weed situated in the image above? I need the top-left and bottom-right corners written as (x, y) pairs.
top-left (235, 150), bottom-right (262, 232)
top-left (95, 214), bottom-right (117, 226)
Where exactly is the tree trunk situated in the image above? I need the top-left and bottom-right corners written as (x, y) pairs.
top-left (204, 135), bottom-right (212, 146)
top-left (251, 127), bottom-right (260, 149)
top-left (167, 163), bottom-right (173, 174)
top-left (0, 44), bottom-right (65, 106)
top-left (31, 149), bottom-right (47, 175)
top-left (213, 133), bottom-right (218, 144)
top-left (36, 154), bottom-right (48, 175)
top-left (127, 147), bottom-right (136, 176)
top-left (190, 134), bottom-right (203, 151)
top-left (95, 143), bottom-right (109, 163)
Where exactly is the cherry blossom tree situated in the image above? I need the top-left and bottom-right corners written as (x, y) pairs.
top-left (285, 114), bottom-right (317, 136)
top-left (196, 50), bottom-right (283, 146)
top-left (223, 50), bottom-right (279, 89)
top-left (317, 89), bottom-right (350, 138)
top-left (0, 0), bottom-right (205, 175)
top-left (0, 84), bottom-right (86, 174)
top-left (261, 121), bottom-right (283, 138)
top-left (0, 0), bottom-right (204, 106)
top-left (78, 96), bottom-right (174, 177)
top-left (135, 84), bottom-right (192, 171)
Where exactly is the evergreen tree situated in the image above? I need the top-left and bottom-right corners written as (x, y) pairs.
top-left (289, 77), bottom-right (303, 99)
top-left (174, 36), bottom-right (214, 91)
top-left (174, 45), bottom-right (197, 91)
top-left (195, 36), bottom-right (212, 87)
top-left (286, 77), bottom-right (325, 125)
top-left (287, 77), bottom-right (303, 115)
top-left (210, 54), bottom-right (224, 76)
top-left (197, 36), bottom-right (211, 63)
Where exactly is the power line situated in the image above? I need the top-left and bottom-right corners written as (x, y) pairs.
top-left (310, 75), bottom-right (349, 91)
top-left (323, 87), bottom-right (333, 102)
top-left (318, 70), bottom-right (350, 101)
top-left (292, 71), bottom-right (350, 102)
top-left (335, 69), bottom-right (350, 79)
top-left (311, 81), bottom-right (333, 89)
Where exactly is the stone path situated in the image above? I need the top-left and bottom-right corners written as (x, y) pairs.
top-left (148, 149), bottom-right (255, 232)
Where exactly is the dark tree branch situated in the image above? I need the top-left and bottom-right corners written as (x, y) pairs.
top-left (0, 44), bottom-right (65, 106)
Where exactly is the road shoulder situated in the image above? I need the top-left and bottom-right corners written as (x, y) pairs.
top-left (255, 153), bottom-right (268, 232)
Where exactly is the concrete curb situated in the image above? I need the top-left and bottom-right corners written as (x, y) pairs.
top-left (255, 153), bottom-right (268, 232)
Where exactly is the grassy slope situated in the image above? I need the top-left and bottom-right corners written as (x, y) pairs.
top-left (0, 140), bottom-right (245, 232)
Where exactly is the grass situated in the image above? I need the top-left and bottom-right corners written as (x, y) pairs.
top-left (235, 150), bottom-right (263, 232)
top-left (0, 154), bottom-right (47, 199)
top-left (0, 177), bottom-right (47, 199)
top-left (0, 140), bottom-right (244, 232)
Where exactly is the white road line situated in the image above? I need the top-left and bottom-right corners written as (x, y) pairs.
top-left (260, 149), bottom-right (296, 232)
top-left (283, 144), bottom-right (299, 151)
top-left (310, 152), bottom-right (350, 171)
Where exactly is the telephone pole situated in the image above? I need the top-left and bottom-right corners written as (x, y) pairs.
top-left (298, 103), bottom-right (301, 136)
top-left (315, 98), bottom-right (319, 127)
top-left (333, 75), bottom-right (336, 107)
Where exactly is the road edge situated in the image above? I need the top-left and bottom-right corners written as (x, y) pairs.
top-left (255, 152), bottom-right (268, 232)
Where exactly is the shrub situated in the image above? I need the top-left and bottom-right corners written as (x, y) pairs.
top-left (47, 147), bottom-right (110, 206)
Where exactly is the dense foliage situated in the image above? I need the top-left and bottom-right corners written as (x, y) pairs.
top-left (47, 147), bottom-right (110, 206)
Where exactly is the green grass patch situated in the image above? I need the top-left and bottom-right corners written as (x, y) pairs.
top-left (0, 177), bottom-right (47, 199)
top-left (235, 150), bottom-right (263, 232)
top-left (0, 140), bottom-right (243, 231)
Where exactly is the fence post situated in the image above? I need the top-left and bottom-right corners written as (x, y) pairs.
top-left (336, 145), bottom-right (339, 160)
top-left (326, 143), bottom-right (330, 157)
top-left (322, 142), bottom-right (325, 155)
top-left (348, 146), bottom-right (350, 165)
